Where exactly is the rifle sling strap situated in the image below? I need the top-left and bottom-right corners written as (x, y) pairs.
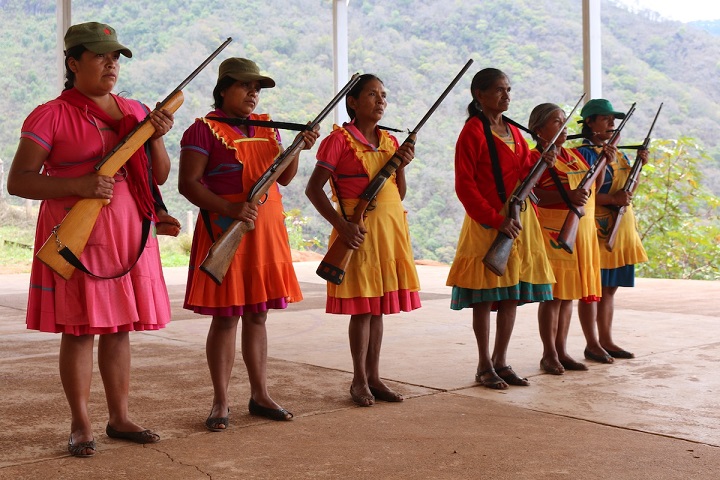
top-left (200, 209), bottom-right (215, 242)
top-left (476, 111), bottom-right (507, 204)
top-left (547, 167), bottom-right (582, 217)
top-left (59, 218), bottom-right (152, 280)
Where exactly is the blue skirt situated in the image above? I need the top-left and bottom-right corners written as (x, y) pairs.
top-left (601, 265), bottom-right (635, 287)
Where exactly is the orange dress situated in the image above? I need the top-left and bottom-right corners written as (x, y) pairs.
top-left (182, 112), bottom-right (301, 315)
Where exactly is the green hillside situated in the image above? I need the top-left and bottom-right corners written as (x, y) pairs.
top-left (1, 0), bottom-right (719, 272)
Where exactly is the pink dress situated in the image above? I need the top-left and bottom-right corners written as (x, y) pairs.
top-left (20, 93), bottom-right (171, 335)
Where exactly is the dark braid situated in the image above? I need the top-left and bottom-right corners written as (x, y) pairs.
top-left (63, 45), bottom-right (86, 91)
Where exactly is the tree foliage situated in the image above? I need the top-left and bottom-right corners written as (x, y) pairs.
top-left (1, 0), bottom-right (719, 279)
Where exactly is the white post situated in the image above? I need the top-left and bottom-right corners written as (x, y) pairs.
top-left (186, 211), bottom-right (194, 235)
top-left (56, 0), bottom-right (71, 94)
top-left (332, 0), bottom-right (350, 125)
top-left (583, 0), bottom-right (602, 101)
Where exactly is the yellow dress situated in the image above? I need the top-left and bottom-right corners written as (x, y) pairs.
top-left (318, 125), bottom-right (421, 315)
top-left (535, 147), bottom-right (602, 301)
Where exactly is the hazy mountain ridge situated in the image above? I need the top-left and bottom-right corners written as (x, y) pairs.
top-left (1, 0), bottom-right (718, 262)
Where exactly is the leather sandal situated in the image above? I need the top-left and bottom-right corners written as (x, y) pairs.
top-left (495, 365), bottom-right (530, 386)
top-left (350, 386), bottom-right (375, 407)
top-left (605, 348), bottom-right (635, 359)
top-left (475, 368), bottom-right (508, 390)
top-left (560, 359), bottom-right (588, 371)
top-left (369, 386), bottom-right (404, 402)
top-left (68, 435), bottom-right (96, 457)
top-left (205, 407), bottom-right (230, 432)
top-left (584, 348), bottom-right (614, 364)
top-left (540, 358), bottom-right (565, 375)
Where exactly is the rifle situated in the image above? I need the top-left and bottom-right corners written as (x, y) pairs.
top-left (316, 59), bottom-right (474, 285)
top-left (556, 102), bottom-right (636, 254)
top-left (199, 73), bottom-right (362, 285)
top-left (36, 38), bottom-right (233, 280)
top-left (482, 93), bottom-right (586, 276)
top-left (606, 102), bottom-right (662, 251)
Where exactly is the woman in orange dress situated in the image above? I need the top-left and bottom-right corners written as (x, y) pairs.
top-left (179, 58), bottom-right (318, 429)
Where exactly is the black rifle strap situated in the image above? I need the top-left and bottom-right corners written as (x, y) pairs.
top-left (329, 177), bottom-right (349, 221)
top-left (502, 115), bottom-right (533, 136)
top-left (59, 218), bottom-right (152, 279)
top-left (476, 111), bottom-right (507, 203)
top-left (200, 209), bottom-right (215, 242)
top-left (547, 168), bottom-right (583, 217)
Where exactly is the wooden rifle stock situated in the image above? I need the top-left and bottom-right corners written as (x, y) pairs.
top-left (35, 38), bottom-right (232, 280)
top-left (556, 102), bottom-right (637, 254)
top-left (316, 59), bottom-right (474, 285)
top-left (36, 92), bottom-right (185, 279)
top-left (199, 73), bottom-right (363, 285)
top-left (482, 94), bottom-right (585, 276)
top-left (606, 103), bottom-right (662, 251)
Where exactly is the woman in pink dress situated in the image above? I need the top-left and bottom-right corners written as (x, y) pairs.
top-left (7, 22), bottom-right (174, 457)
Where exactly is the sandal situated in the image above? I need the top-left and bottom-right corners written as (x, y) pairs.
top-left (495, 365), bottom-right (530, 386)
top-left (106, 423), bottom-right (160, 444)
top-left (205, 407), bottom-right (230, 432)
top-left (560, 359), bottom-right (588, 371)
top-left (540, 358), bottom-right (565, 375)
top-left (475, 368), bottom-right (508, 390)
top-left (369, 386), bottom-right (404, 402)
top-left (584, 348), bottom-right (614, 364)
top-left (68, 435), bottom-right (96, 458)
top-left (350, 386), bottom-right (375, 407)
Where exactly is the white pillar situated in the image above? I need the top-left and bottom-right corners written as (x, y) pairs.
top-left (582, 0), bottom-right (602, 101)
top-left (332, 0), bottom-right (350, 125)
top-left (56, 0), bottom-right (71, 94)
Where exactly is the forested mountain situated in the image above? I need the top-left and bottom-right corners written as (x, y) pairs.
top-left (1, 0), bottom-right (719, 263)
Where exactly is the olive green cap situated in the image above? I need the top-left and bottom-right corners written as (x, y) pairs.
top-left (64, 22), bottom-right (132, 58)
top-left (218, 58), bottom-right (275, 88)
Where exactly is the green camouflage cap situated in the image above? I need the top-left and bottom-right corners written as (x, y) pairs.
top-left (64, 22), bottom-right (132, 58)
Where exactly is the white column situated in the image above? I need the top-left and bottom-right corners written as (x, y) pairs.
top-left (56, 0), bottom-right (71, 94)
top-left (332, 0), bottom-right (350, 125)
top-left (583, 0), bottom-right (602, 101)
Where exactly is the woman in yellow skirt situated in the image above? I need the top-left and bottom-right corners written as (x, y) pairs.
top-left (447, 68), bottom-right (556, 390)
top-left (306, 74), bottom-right (420, 406)
top-left (528, 103), bottom-right (602, 375)
top-left (576, 99), bottom-right (648, 362)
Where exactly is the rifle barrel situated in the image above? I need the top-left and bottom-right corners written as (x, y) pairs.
top-left (409, 59), bottom-right (474, 134)
top-left (94, 37), bottom-right (233, 171)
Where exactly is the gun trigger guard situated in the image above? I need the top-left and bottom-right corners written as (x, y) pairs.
top-left (518, 197), bottom-right (528, 212)
top-left (366, 199), bottom-right (377, 212)
top-left (257, 193), bottom-right (269, 205)
top-left (51, 225), bottom-right (65, 251)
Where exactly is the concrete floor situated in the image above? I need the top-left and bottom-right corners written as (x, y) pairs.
top-left (0, 263), bottom-right (718, 479)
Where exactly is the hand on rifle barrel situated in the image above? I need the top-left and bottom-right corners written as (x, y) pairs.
top-left (610, 190), bottom-right (633, 207)
top-left (498, 217), bottom-right (522, 239)
top-left (395, 142), bottom-right (415, 168)
top-left (75, 173), bottom-right (115, 200)
top-left (296, 124), bottom-right (321, 150)
top-left (540, 144), bottom-right (557, 168)
top-left (148, 107), bottom-right (175, 139)
top-left (638, 147), bottom-right (649, 166)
